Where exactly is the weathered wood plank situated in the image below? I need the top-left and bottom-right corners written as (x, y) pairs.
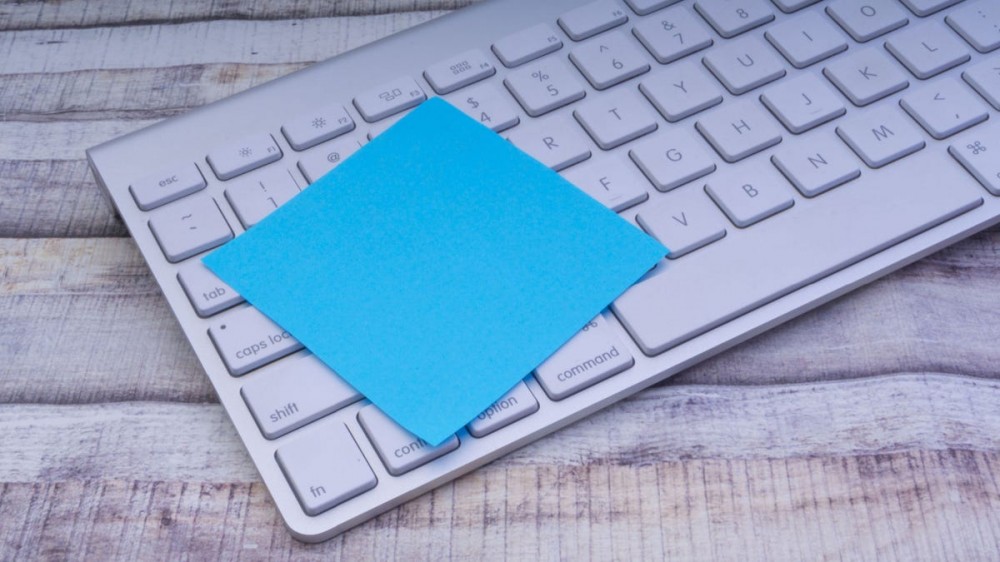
top-left (2, 236), bottom-right (999, 404)
top-left (1, 375), bottom-right (999, 558)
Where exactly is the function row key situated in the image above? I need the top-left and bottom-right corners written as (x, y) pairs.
top-left (492, 23), bottom-right (563, 68)
top-left (558, 0), bottom-right (628, 41)
top-left (130, 162), bottom-right (206, 211)
top-left (207, 133), bottom-right (283, 181)
top-left (353, 77), bottom-right (426, 122)
top-left (424, 49), bottom-right (496, 95)
top-left (281, 103), bottom-right (355, 151)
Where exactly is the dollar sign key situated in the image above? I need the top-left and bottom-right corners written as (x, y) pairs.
top-left (467, 97), bottom-right (479, 109)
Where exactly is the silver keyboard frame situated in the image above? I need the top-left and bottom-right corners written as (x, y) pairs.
top-left (87, 0), bottom-right (1000, 542)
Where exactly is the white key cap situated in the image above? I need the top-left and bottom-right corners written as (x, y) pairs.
top-left (242, 354), bottom-right (361, 439)
top-left (177, 261), bottom-right (244, 317)
top-left (696, 99), bottom-right (783, 162)
top-left (702, 36), bottom-right (786, 95)
top-left (353, 77), bottom-right (426, 122)
top-left (900, 0), bottom-right (961, 17)
top-left (562, 155), bottom-right (651, 211)
top-left (297, 137), bottom-right (364, 184)
top-left (504, 58), bottom-right (587, 117)
top-left (705, 165), bottom-right (795, 227)
top-left (636, 184), bottom-right (728, 257)
top-left (765, 11), bottom-right (848, 69)
top-left (281, 104), bottom-right (355, 151)
top-left (148, 196), bottom-right (233, 263)
top-left (208, 305), bottom-right (303, 376)
top-left (771, 136), bottom-right (862, 197)
top-left (130, 162), bottom-right (206, 211)
top-left (448, 84), bottom-right (520, 133)
top-left (569, 31), bottom-right (651, 90)
top-left (225, 167), bottom-right (302, 228)
top-left (761, 73), bottom-right (846, 134)
top-left (900, 78), bottom-right (989, 140)
top-left (946, 1), bottom-right (1000, 53)
top-left (629, 128), bottom-right (717, 191)
top-left (694, 0), bottom-right (775, 38)
top-left (534, 315), bottom-right (635, 400)
top-left (639, 60), bottom-right (724, 122)
top-left (949, 122), bottom-right (1000, 195)
top-left (823, 47), bottom-right (910, 106)
top-left (624, 0), bottom-right (683, 16)
top-left (357, 405), bottom-right (460, 476)
top-left (492, 24), bottom-right (564, 67)
top-left (632, 6), bottom-right (714, 64)
top-left (424, 49), bottom-right (496, 94)
top-left (558, 0), bottom-right (629, 41)
top-left (963, 57), bottom-right (1000, 110)
top-left (836, 106), bottom-right (926, 168)
top-left (206, 134), bottom-right (283, 181)
top-left (886, 22), bottom-right (970, 80)
top-left (826, 0), bottom-right (909, 43)
top-left (573, 89), bottom-right (659, 149)
top-left (275, 423), bottom-right (376, 515)
top-left (466, 381), bottom-right (539, 438)
top-left (508, 114), bottom-right (592, 171)
top-left (772, 0), bottom-right (820, 13)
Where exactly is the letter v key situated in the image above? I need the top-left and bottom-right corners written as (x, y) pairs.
top-left (636, 187), bottom-right (727, 259)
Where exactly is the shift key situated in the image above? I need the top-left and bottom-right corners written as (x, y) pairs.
top-left (209, 305), bottom-right (303, 376)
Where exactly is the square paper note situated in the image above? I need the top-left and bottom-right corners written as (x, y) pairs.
top-left (204, 98), bottom-right (666, 445)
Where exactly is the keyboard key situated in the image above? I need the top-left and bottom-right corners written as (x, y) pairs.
top-left (357, 405), bottom-right (460, 476)
top-left (275, 422), bottom-right (377, 515)
top-left (130, 162), bottom-right (206, 211)
top-left (424, 49), bottom-right (496, 94)
top-left (504, 58), bottom-right (587, 117)
top-left (177, 261), bottom-right (244, 317)
top-left (963, 57), bottom-right (1000, 110)
top-left (492, 24), bottom-right (564, 67)
top-left (281, 104), bottom-right (355, 151)
top-left (823, 47), bottom-right (910, 106)
top-left (630, 128), bottom-right (717, 191)
top-left (466, 381), bottom-right (539, 437)
top-left (208, 305), bottom-right (304, 376)
top-left (613, 165), bottom-right (983, 354)
top-left (562, 155), bottom-right (651, 211)
top-left (225, 167), bottom-right (302, 228)
top-left (534, 315), bottom-right (635, 400)
top-left (558, 0), bottom-right (629, 41)
top-left (885, 22), bottom-right (970, 79)
top-left (900, 78), bottom-right (989, 139)
top-left (771, 0), bottom-right (821, 13)
top-left (148, 196), bottom-right (233, 263)
top-left (569, 31), bottom-right (651, 90)
top-left (448, 84), bottom-right (520, 133)
top-left (636, 184), bottom-right (728, 257)
top-left (826, 0), bottom-right (909, 43)
top-left (836, 106), bottom-right (926, 168)
top-left (949, 122), bottom-right (1000, 195)
top-left (765, 11), bottom-right (848, 68)
top-left (771, 136), bottom-right (862, 197)
top-left (900, 0), bottom-right (961, 17)
top-left (702, 36), bottom-right (786, 95)
top-left (353, 77), bottom-right (426, 122)
top-left (624, 0), bottom-right (683, 16)
top-left (639, 60), bottom-right (724, 122)
top-left (573, 89), bottom-right (659, 149)
top-left (761, 73), bottom-right (846, 134)
top-left (297, 137), bottom-right (364, 184)
top-left (696, 99), bottom-right (783, 162)
top-left (946, 1), bottom-right (1000, 53)
top-left (705, 165), bottom-right (795, 227)
top-left (242, 353), bottom-right (361, 439)
top-left (508, 114), bottom-right (592, 171)
top-left (632, 6), bottom-right (714, 64)
top-left (207, 134), bottom-right (283, 181)
top-left (694, 0), bottom-right (775, 38)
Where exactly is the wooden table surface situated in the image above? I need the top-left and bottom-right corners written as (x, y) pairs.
top-left (2, 0), bottom-right (1000, 559)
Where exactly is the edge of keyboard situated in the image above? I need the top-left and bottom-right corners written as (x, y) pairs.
top-left (87, 0), bottom-right (1000, 542)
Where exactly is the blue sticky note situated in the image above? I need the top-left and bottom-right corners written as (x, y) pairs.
top-left (204, 98), bottom-right (666, 445)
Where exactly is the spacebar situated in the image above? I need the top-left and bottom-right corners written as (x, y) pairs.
top-left (612, 171), bottom-right (983, 356)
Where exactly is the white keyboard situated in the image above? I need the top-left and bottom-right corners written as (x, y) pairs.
top-left (86, 0), bottom-right (1000, 542)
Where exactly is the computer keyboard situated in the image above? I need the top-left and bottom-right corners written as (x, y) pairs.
top-left (85, 0), bottom-right (1000, 542)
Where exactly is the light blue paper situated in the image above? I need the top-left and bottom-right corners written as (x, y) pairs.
top-left (204, 98), bottom-right (666, 445)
